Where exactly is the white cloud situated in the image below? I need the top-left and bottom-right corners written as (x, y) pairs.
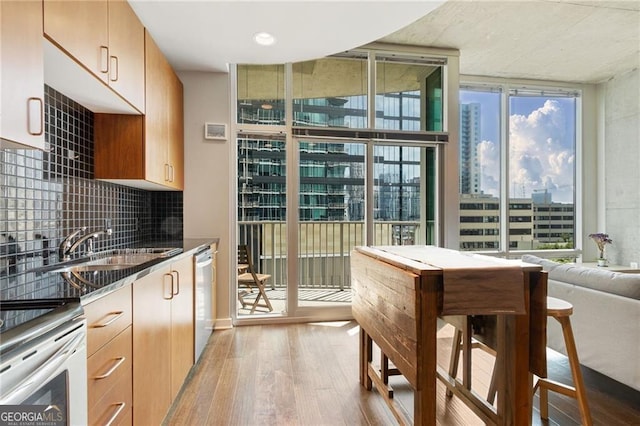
top-left (479, 99), bottom-right (575, 203)
top-left (478, 139), bottom-right (500, 196)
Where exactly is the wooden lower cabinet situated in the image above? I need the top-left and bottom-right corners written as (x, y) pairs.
top-left (84, 286), bottom-right (133, 426)
top-left (133, 256), bottom-right (194, 424)
top-left (87, 326), bottom-right (133, 425)
top-left (170, 256), bottom-right (194, 399)
top-left (92, 386), bottom-right (132, 426)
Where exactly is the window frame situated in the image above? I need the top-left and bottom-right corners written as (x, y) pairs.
top-left (459, 79), bottom-right (584, 259)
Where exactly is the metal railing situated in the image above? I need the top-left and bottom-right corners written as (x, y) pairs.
top-left (238, 220), bottom-right (422, 290)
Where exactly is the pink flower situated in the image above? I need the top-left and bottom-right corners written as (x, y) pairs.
top-left (588, 233), bottom-right (612, 258)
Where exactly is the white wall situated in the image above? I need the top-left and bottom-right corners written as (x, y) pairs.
top-left (179, 71), bottom-right (233, 329)
top-left (602, 68), bottom-right (640, 266)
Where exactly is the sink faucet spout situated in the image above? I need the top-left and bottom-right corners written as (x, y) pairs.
top-left (59, 225), bottom-right (113, 261)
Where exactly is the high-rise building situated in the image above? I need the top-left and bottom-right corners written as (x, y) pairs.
top-left (237, 92), bottom-right (426, 224)
top-left (460, 103), bottom-right (482, 194)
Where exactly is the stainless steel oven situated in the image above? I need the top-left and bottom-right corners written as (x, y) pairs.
top-left (0, 300), bottom-right (87, 426)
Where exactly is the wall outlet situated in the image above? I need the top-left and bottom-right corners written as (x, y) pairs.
top-left (630, 262), bottom-right (639, 268)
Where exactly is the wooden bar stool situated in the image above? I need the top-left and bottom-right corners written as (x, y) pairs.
top-left (445, 316), bottom-right (498, 402)
top-left (534, 296), bottom-right (592, 426)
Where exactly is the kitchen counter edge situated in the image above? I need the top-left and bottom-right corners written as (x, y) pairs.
top-left (80, 237), bottom-right (219, 306)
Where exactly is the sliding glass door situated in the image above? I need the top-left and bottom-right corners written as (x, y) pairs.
top-left (234, 48), bottom-right (450, 320)
top-left (296, 139), bottom-right (365, 309)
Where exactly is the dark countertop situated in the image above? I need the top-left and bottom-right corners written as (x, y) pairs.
top-left (78, 237), bottom-right (220, 305)
top-left (0, 237), bottom-right (220, 308)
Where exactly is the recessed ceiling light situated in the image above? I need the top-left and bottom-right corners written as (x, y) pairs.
top-left (254, 32), bottom-right (276, 46)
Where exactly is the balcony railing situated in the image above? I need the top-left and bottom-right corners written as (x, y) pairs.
top-left (238, 220), bottom-right (423, 290)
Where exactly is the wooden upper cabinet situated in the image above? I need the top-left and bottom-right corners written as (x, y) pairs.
top-left (144, 32), bottom-right (172, 187)
top-left (168, 66), bottom-right (185, 190)
top-left (145, 31), bottom-right (184, 190)
top-left (0, 0), bottom-right (45, 149)
top-left (43, 0), bottom-right (109, 81)
top-left (94, 30), bottom-right (184, 191)
top-left (44, 0), bottom-right (144, 112)
top-left (107, 0), bottom-right (145, 112)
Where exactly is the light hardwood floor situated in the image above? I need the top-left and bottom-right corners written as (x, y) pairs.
top-left (164, 321), bottom-right (640, 425)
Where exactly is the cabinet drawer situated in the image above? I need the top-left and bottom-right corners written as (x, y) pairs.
top-left (87, 326), bottom-right (132, 410)
top-left (85, 286), bottom-right (132, 356)
top-left (88, 371), bottom-right (132, 426)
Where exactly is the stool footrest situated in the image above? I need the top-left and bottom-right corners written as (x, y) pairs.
top-left (536, 377), bottom-right (578, 399)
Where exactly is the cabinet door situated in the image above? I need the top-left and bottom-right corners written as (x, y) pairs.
top-left (0, 0), bottom-right (45, 149)
top-left (108, 0), bottom-right (145, 112)
top-left (166, 69), bottom-right (185, 190)
top-left (144, 30), bottom-right (171, 187)
top-left (133, 267), bottom-right (172, 425)
top-left (44, 0), bottom-right (109, 83)
top-left (170, 256), bottom-right (194, 399)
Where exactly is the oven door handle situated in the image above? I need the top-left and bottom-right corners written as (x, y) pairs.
top-left (0, 331), bottom-right (85, 405)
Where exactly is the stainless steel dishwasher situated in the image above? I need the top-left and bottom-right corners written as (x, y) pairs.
top-left (194, 247), bottom-right (214, 362)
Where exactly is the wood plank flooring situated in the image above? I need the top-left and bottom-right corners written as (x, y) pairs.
top-left (164, 321), bottom-right (640, 425)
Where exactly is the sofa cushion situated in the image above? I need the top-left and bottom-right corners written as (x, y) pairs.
top-left (521, 254), bottom-right (561, 272)
top-left (520, 255), bottom-right (640, 300)
top-left (550, 264), bottom-right (640, 300)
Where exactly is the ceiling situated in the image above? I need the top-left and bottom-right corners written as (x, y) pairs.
top-left (128, 1), bottom-right (445, 72)
top-left (130, 0), bottom-right (640, 84)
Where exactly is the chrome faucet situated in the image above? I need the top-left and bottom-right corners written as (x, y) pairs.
top-left (58, 227), bottom-right (87, 261)
top-left (59, 221), bottom-right (113, 261)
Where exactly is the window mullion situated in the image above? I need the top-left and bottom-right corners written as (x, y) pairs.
top-left (500, 86), bottom-right (510, 254)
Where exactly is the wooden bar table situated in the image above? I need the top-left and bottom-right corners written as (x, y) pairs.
top-left (351, 246), bottom-right (547, 425)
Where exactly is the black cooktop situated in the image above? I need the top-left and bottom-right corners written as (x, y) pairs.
top-left (0, 257), bottom-right (162, 333)
top-left (0, 298), bottom-right (83, 356)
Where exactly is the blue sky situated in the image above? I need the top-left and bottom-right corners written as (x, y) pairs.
top-left (460, 91), bottom-right (576, 203)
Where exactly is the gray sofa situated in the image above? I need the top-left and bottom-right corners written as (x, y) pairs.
top-left (522, 255), bottom-right (640, 391)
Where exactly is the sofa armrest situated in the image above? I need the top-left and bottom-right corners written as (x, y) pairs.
top-left (547, 279), bottom-right (640, 391)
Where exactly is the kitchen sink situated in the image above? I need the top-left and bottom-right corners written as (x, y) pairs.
top-left (76, 247), bottom-right (182, 271)
top-left (33, 247), bottom-right (182, 274)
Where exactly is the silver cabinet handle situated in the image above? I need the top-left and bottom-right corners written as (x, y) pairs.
top-left (27, 97), bottom-right (43, 136)
top-left (165, 163), bottom-right (170, 182)
top-left (93, 357), bottom-right (126, 380)
top-left (164, 273), bottom-right (174, 300)
top-left (109, 55), bottom-right (119, 82)
top-left (104, 402), bottom-right (126, 426)
top-left (171, 270), bottom-right (180, 295)
top-left (100, 46), bottom-right (109, 74)
top-left (92, 311), bottom-right (124, 328)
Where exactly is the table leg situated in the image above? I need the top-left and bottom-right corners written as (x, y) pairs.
top-left (360, 327), bottom-right (373, 390)
top-left (497, 314), bottom-right (533, 426)
top-left (415, 275), bottom-right (439, 425)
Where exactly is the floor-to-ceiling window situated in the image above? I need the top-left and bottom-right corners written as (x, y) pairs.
top-left (234, 50), bottom-right (450, 321)
top-left (459, 84), bottom-right (579, 258)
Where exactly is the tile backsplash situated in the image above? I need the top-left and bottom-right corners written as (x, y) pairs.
top-left (0, 86), bottom-right (183, 286)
